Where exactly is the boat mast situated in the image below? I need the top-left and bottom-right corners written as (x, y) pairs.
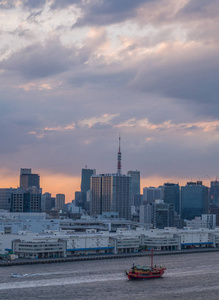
top-left (151, 249), bottom-right (153, 269)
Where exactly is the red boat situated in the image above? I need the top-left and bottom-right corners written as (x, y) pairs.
top-left (125, 250), bottom-right (166, 280)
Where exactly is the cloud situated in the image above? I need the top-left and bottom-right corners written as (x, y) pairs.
top-left (51, 0), bottom-right (152, 27)
top-left (1, 0), bottom-right (219, 198)
top-left (178, 0), bottom-right (219, 19)
top-left (130, 43), bottom-right (219, 117)
top-left (0, 0), bottom-right (46, 9)
top-left (0, 38), bottom-right (72, 79)
top-left (70, 0), bottom-right (152, 27)
top-left (117, 118), bottom-right (219, 134)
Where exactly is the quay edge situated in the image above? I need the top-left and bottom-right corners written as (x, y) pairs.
top-left (1, 248), bottom-right (219, 267)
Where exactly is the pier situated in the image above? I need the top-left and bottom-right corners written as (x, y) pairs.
top-left (1, 247), bottom-right (219, 267)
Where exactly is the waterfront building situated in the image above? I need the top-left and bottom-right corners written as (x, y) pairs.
top-left (90, 173), bottom-right (132, 220)
top-left (0, 215), bottom-right (59, 234)
top-left (181, 181), bottom-right (208, 220)
top-left (1, 223), bottom-right (219, 256)
top-left (20, 168), bottom-right (40, 191)
top-left (55, 194), bottom-right (65, 210)
top-left (185, 214), bottom-right (216, 229)
top-left (162, 183), bottom-right (180, 215)
top-left (0, 188), bottom-right (17, 211)
top-left (143, 187), bottom-right (162, 204)
top-left (12, 238), bottom-right (67, 259)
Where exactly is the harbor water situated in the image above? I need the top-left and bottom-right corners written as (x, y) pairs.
top-left (0, 251), bottom-right (219, 299)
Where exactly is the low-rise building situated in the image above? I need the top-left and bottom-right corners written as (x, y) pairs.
top-left (12, 239), bottom-right (67, 258)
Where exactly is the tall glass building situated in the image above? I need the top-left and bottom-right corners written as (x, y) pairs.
top-left (181, 181), bottom-right (208, 220)
top-left (127, 170), bottom-right (140, 205)
top-left (209, 180), bottom-right (219, 207)
top-left (163, 183), bottom-right (180, 215)
top-left (81, 168), bottom-right (96, 193)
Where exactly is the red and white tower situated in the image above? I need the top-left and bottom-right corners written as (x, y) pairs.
top-left (117, 135), bottom-right (122, 175)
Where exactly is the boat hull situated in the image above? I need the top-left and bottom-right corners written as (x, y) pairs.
top-left (126, 268), bottom-right (166, 280)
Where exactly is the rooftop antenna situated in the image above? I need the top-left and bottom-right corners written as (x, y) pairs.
top-left (117, 134), bottom-right (121, 175)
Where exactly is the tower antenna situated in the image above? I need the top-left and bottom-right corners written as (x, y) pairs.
top-left (117, 134), bottom-right (122, 175)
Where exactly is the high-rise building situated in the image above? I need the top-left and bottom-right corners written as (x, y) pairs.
top-left (133, 194), bottom-right (143, 207)
top-left (90, 173), bottom-right (132, 220)
top-left (162, 183), bottom-right (180, 215)
top-left (209, 180), bottom-right (219, 207)
top-left (153, 200), bottom-right (175, 229)
top-left (75, 191), bottom-right (82, 207)
top-left (55, 194), bottom-right (65, 210)
top-left (117, 135), bottom-right (122, 174)
top-left (81, 168), bottom-right (96, 193)
top-left (139, 203), bottom-right (153, 224)
top-left (181, 181), bottom-right (208, 220)
top-left (11, 188), bottom-right (41, 213)
top-left (20, 168), bottom-right (40, 191)
top-left (80, 168), bottom-right (96, 209)
top-left (127, 170), bottom-right (140, 205)
top-left (41, 192), bottom-right (53, 211)
top-left (143, 187), bottom-right (162, 204)
top-left (0, 188), bottom-right (17, 210)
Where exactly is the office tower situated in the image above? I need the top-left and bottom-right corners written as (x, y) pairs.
top-left (80, 168), bottom-right (96, 209)
top-left (51, 197), bottom-right (55, 209)
top-left (41, 192), bottom-right (53, 211)
top-left (209, 180), bottom-right (219, 207)
top-left (153, 200), bottom-right (174, 229)
top-left (133, 194), bottom-right (143, 207)
top-left (0, 188), bottom-right (17, 210)
top-left (90, 173), bottom-right (132, 220)
top-left (55, 194), bottom-right (65, 210)
top-left (181, 181), bottom-right (208, 220)
top-left (139, 203), bottom-right (153, 224)
top-left (143, 187), bottom-right (162, 204)
top-left (20, 168), bottom-right (40, 191)
top-left (117, 135), bottom-right (122, 174)
top-left (81, 168), bottom-right (96, 193)
top-left (75, 191), bottom-right (82, 207)
top-left (127, 170), bottom-right (140, 205)
top-left (11, 188), bottom-right (41, 212)
top-left (162, 183), bottom-right (180, 215)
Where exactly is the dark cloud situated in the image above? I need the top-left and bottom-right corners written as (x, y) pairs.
top-left (50, 0), bottom-right (78, 9)
top-left (23, 0), bottom-right (46, 9)
top-left (131, 45), bottom-right (219, 117)
top-left (71, 0), bottom-right (152, 27)
top-left (178, 0), bottom-right (219, 19)
top-left (0, 0), bottom-right (46, 9)
top-left (1, 0), bottom-right (219, 194)
top-left (68, 69), bottom-right (134, 88)
top-left (1, 38), bottom-right (72, 79)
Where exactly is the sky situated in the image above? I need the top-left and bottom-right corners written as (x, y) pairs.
top-left (1, 0), bottom-right (219, 202)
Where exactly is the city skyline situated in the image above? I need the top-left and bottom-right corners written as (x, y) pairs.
top-left (1, 1), bottom-right (219, 201)
top-left (0, 165), bottom-right (216, 203)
